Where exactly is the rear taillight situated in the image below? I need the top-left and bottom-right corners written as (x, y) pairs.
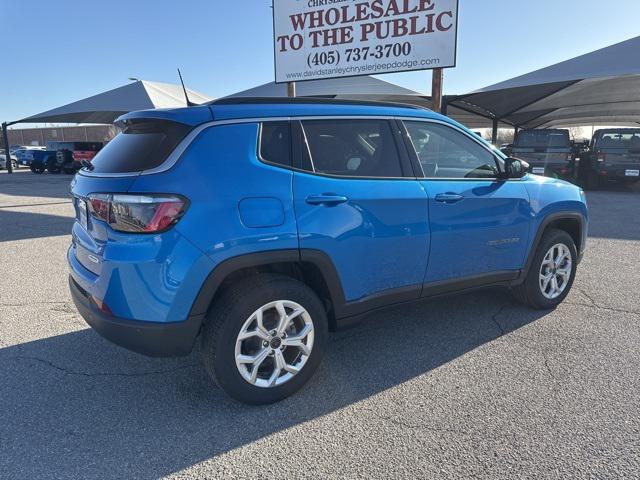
top-left (597, 153), bottom-right (606, 162)
top-left (87, 193), bottom-right (188, 233)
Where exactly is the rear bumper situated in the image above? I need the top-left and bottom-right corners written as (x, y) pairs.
top-left (528, 162), bottom-right (574, 178)
top-left (597, 165), bottom-right (640, 181)
top-left (69, 275), bottom-right (204, 357)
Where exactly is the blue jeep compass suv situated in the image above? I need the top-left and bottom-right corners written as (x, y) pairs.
top-left (68, 98), bottom-right (588, 404)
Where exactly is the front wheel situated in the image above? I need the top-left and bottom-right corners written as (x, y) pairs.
top-left (201, 274), bottom-right (328, 404)
top-left (512, 229), bottom-right (578, 309)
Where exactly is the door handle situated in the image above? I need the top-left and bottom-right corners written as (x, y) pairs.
top-left (305, 194), bottom-right (348, 206)
top-left (435, 193), bottom-right (464, 204)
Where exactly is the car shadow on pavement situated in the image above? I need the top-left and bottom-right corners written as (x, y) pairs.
top-left (0, 290), bottom-right (548, 479)
top-left (0, 209), bottom-right (73, 242)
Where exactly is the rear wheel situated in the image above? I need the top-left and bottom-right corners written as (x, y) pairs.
top-left (46, 156), bottom-right (60, 174)
top-left (201, 274), bottom-right (328, 404)
top-left (62, 162), bottom-right (77, 174)
top-left (512, 229), bottom-right (577, 309)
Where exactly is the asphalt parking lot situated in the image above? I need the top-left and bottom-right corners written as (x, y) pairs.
top-left (0, 169), bottom-right (638, 479)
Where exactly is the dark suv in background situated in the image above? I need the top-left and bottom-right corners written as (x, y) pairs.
top-left (512, 129), bottom-right (574, 179)
top-left (578, 129), bottom-right (640, 189)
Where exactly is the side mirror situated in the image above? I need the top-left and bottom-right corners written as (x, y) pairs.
top-left (504, 157), bottom-right (530, 178)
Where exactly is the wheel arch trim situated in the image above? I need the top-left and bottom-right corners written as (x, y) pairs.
top-left (189, 249), bottom-right (348, 319)
top-left (522, 211), bottom-right (587, 279)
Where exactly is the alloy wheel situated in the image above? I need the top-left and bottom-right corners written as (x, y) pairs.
top-left (235, 300), bottom-right (314, 388)
top-left (539, 243), bottom-right (572, 299)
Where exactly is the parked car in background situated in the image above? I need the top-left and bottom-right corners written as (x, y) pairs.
top-left (15, 146), bottom-right (46, 166)
top-left (578, 129), bottom-right (640, 189)
top-left (68, 98), bottom-right (588, 404)
top-left (30, 141), bottom-right (103, 174)
top-left (512, 129), bottom-right (574, 179)
top-left (0, 149), bottom-right (19, 170)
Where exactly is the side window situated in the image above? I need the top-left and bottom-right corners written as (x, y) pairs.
top-left (300, 119), bottom-right (403, 178)
top-left (404, 121), bottom-right (500, 179)
top-left (259, 122), bottom-right (291, 167)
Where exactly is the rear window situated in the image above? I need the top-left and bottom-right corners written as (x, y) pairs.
top-left (596, 131), bottom-right (640, 151)
top-left (88, 121), bottom-right (190, 174)
top-left (515, 130), bottom-right (570, 148)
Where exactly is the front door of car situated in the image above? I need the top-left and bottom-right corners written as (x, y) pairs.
top-left (292, 118), bottom-right (430, 306)
top-left (401, 120), bottom-right (532, 285)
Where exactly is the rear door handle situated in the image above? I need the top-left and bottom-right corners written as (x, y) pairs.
top-left (435, 193), bottom-right (464, 204)
top-left (305, 194), bottom-right (348, 206)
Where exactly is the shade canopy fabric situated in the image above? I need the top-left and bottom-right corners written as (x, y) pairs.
top-left (449, 36), bottom-right (640, 129)
top-left (227, 76), bottom-right (504, 129)
top-left (15, 80), bottom-right (211, 125)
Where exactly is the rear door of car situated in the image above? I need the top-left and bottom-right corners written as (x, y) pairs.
top-left (292, 117), bottom-right (430, 308)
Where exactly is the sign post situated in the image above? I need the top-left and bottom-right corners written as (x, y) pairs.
top-left (272, 0), bottom-right (458, 93)
top-left (431, 67), bottom-right (443, 112)
top-left (287, 81), bottom-right (296, 98)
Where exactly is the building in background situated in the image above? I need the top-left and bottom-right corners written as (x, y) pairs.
top-left (5, 125), bottom-right (119, 147)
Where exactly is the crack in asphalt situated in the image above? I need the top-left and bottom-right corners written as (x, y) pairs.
top-left (5, 355), bottom-right (200, 378)
top-left (490, 303), bottom-right (510, 337)
top-left (569, 287), bottom-right (640, 316)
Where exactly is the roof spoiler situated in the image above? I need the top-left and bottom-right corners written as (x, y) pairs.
top-left (114, 106), bottom-right (213, 128)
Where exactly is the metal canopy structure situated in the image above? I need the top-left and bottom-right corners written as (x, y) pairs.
top-left (227, 76), bottom-right (505, 129)
top-left (448, 36), bottom-right (640, 130)
top-left (14, 80), bottom-right (211, 125)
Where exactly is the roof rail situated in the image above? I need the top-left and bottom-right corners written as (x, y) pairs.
top-left (209, 96), bottom-right (427, 110)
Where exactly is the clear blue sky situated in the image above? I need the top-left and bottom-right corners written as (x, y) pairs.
top-left (1, 0), bottom-right (639, 121)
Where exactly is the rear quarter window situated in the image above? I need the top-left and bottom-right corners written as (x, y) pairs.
top-left (88, 121), bottom-right (190, 174)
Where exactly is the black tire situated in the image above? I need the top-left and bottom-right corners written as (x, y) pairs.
top-left (512, 229), bottom-right (578, 309)
top-left (62, 162), bottom-right (77, 174)
top-left (11, 160), bottom-right (19, 170)
top-left (201, 274), bottom-right (328, 404)
top-left (46, 156), bottom-right (60, 174)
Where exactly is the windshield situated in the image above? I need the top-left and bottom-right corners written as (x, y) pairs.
top-left (515, 130), bottom-right (570, 148)
top-left (596, 130), bottom-right (640, 150)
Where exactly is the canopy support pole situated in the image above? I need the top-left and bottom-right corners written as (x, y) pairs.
top-left (287, 82), bottom-right (296, 98)
top-left (491, 119), bottom-right (499, 144)
top-left (431, 68), bottom-right (443, 112)
top-left (441, 96), bottom-right (449, 116)
top-left (2, 122), bottom-right (12, 174)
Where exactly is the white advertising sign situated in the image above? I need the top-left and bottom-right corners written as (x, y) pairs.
top-left (273, 0), bottom-right (459, 83)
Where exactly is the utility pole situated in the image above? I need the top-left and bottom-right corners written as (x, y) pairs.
top-left (431, 68), bottom-right (443, 113)
top-left (287, 81), bottom-right (296, 98)
top-left (2, 122), bottom-right (12, 174)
